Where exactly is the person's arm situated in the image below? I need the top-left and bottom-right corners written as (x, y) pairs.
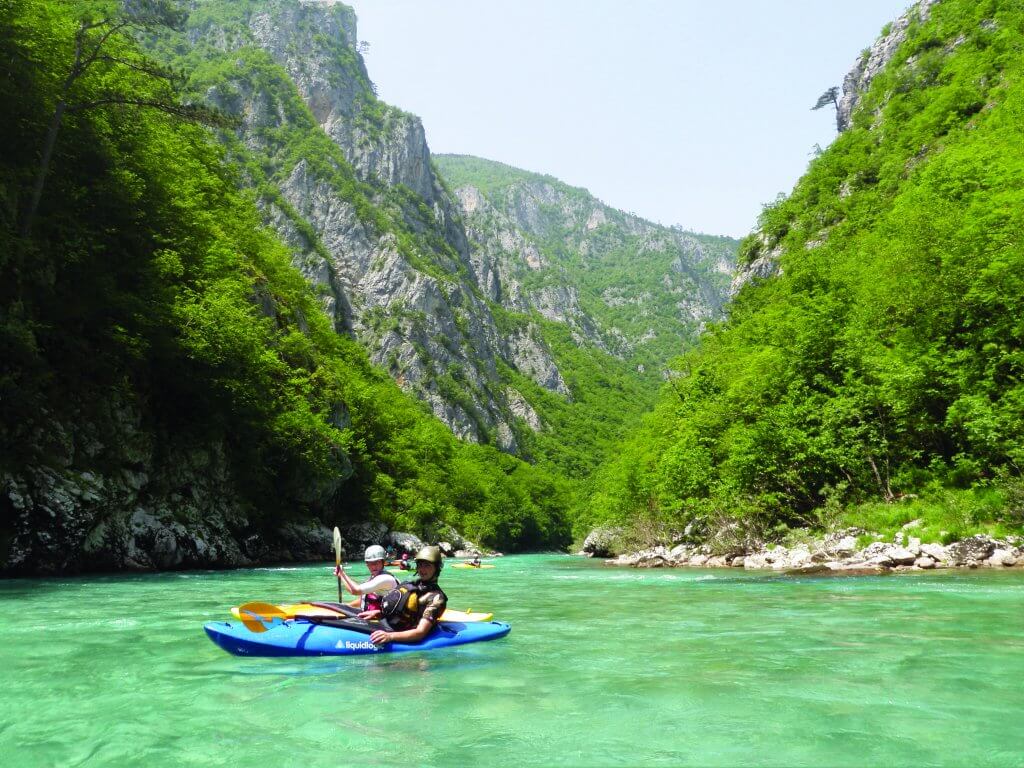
top-left (369, 592), bottom-right (444, 645)
top-left (370, 616), bottom-right (432, 645)
top-left (336, 572), bottom-right (393, 597)
top-left (335, 565), bottom-right (362, 596)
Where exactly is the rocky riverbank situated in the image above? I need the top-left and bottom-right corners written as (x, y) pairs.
top-left (583, 525), bottom-right (1024, 573)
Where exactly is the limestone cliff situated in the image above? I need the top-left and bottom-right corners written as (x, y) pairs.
top-left (176, 0), bottom-right (523, 449)
top-left (837, 0), bottom-right (942, 132)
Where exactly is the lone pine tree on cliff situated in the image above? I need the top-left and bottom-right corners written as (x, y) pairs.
top-left (811, 85), bottom-right (841, 132)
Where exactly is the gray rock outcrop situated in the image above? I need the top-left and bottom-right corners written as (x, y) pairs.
top-left (1, 396), bottom-right (348, 575)
top-left (581, 527), bottom-right (625, 558)
top-left (946, 535), bottom-right (995, 566)
top-left (176, 1), bottom-right (535, 451)
top-left (386, 531), bottom-right (425, 553)
top-left (836, 0), bottom-right (941, 132)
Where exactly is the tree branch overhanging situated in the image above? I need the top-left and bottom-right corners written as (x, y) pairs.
top-left (18, 3), bottom-right (231, 237)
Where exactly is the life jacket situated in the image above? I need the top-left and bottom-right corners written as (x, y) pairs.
top-left (360, 570), bottom-right (398, 612)
top-left (380, 580), bottom-right (447, 631)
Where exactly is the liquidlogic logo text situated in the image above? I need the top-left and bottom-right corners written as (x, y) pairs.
top-left (336, 639), bottom-right (380, 651)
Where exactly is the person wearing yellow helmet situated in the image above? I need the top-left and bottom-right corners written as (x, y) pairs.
top-left (334, 544), bottom-right (400, 613)
top-left (363, 545), bottom-right (448, 646)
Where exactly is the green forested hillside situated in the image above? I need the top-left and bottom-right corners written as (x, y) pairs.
top-left (436, 154), bottom-right (736, 370)
top-left (435, 154), bottom-right (736, 505)
top-left (589, 0), bottom-right (1024, 545)
top-left (0, 0), bottom-right (569, 559)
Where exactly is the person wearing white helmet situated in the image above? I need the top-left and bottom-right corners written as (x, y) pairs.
top-left (334, 544), bottom-right (399, 613)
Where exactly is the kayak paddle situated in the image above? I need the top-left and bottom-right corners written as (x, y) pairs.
top-left (237, 601), bottom-right (288, 633)
top-left (236, 602), bottom-right (357, 633)
top-left (333, 526), bottom-right (343, 603)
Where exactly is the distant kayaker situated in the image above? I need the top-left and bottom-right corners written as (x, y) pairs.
top-left (470, 554), bottom-right (481, 567)
top-left (399, 551), bottom-right (411, 570)
top-left (362, 545), bottom-right (448, 646)
top-left (335, 545), bottom-right (399, 613)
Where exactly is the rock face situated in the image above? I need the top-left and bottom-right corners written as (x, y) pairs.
top-left (386, 531), bottom-right (424, 553)
top-left (836, 0), bottom-right (941, 132)
top-left (180, 0), bottom-right (529, 450)
top-left (729, 234), bottom-right (784, 297)
top-left (581, 527), bottom-right (625, 558)
top-left (1, 393), bottom-right (475, 573)
top-left (1, 395), bottom-right (346, 575)
top-left (438, 155), bottom-right (736, 367)
top-left (946, 535), bottom-right (995, 565)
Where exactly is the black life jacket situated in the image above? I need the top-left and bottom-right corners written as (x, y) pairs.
top-left (380, 580), bottom-right (447, 631)
top-left (360, 569), bottom-right (399, 612)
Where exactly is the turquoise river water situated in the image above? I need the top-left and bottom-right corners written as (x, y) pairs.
top-left (1, 554), bottom-right (1023, 767)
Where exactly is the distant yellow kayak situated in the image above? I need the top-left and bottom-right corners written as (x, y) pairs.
top-left (451, 563), bottom-right (495, 569)
top-left (230, 602), bottom-right (493, 623)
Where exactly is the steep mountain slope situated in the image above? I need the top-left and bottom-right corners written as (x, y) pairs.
top-left (590, 0), bottom-right (1024, 545)
top-left (436, 155), bottom-right (735, 371)
top-left (435, 154), bottom-right (736, 474)
top-left (141, 1), bottom-right (737, 477)
top-left (0, 0), bottom-right (569, 574)
top-left (147, 0), bottom-right (527, 451)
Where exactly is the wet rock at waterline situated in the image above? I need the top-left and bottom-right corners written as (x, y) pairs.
top-left (579, 527), bottom-right (625, 558)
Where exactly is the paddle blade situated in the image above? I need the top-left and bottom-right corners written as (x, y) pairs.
top-left (237, 601), bottom-right (288, 633)
top-left (333, 526), bottom-right (342, 567)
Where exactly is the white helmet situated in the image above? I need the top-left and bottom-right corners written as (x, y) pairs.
top-left (364, 545), bottom-right (387, 562)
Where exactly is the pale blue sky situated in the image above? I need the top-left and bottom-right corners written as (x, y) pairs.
top-left (347, 0), bottom-right (911, 238)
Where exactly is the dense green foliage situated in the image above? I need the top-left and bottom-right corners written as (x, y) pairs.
top-left (434, 154), bottom-right (575, 201)
top-left (0, 0), bottom-right (570, 552)
top-left (589, 0), bottom-right (1024, 544)
top-left (496, 311), bottom-right (657, 480)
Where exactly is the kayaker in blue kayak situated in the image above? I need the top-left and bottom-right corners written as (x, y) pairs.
top-left (334, 545), bottom-right (399, 613)
top-left (362, 545), bottom-right (448, 646)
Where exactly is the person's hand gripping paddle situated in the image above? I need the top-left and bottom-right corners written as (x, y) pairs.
top-left (333, 526), bottom-right (343, 602)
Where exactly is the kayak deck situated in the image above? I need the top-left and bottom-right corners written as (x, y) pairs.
top-left (229, 603), bottom-right (493, 623)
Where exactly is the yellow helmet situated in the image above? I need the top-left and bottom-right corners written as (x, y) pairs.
top-left (414, 545), bottom-right (443, 570)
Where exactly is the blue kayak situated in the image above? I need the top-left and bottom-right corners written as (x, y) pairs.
top-left (204, 619), bottom-right (511, 657)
